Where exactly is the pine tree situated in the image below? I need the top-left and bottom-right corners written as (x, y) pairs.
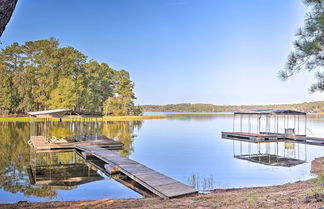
top-left (0, 38), bottom-right (141, 115)
top-left (280, 0), bottom-right (324, 91)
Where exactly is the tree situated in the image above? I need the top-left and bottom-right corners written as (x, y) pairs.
top-left (0, 38), bottom-right (141, 115)
top-left (47, 78), bottom-right (80, 109)
top-left (0, 64), bottom-right (15, 114)
top-left (279, 0), bottom-right (324, 92)
top-left (103, 70), bottom-right (142, 116)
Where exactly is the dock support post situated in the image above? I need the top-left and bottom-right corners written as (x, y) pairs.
top-left (305, 115), bottom-right (307, 136)
top-left (273, 115), bottom-right (275, 133)
top-left (266, 115), bottom-right (270, 133)
top-left (248, 116), bottom-right (251, 133)
top-left (240, 115), bottom-right (242, 132)
top-left (294, 116), bottom-right (296, 133)
top-left (233, 114), bottom-right (235, 132)
top-left (297, 116), bottom-right (300, 135)
top-left (276, 115), bottom-right (279, 133)
top-left (257, 116), bottom-right (261, 134)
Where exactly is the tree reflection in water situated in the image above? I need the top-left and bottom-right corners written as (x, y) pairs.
top-left (0, 120), bottom-right (143, 199)
top-left (0, 122), bottom-right (57, 198)
top-left (102, 121), bottom-right (143, 157)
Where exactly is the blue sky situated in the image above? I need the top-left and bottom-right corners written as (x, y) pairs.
top-left (1, 0), bottom-right (323, 105)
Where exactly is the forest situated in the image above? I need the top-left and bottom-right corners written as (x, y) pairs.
top-left (142, 101), bottom-right (324, 113)
top-left (0, 38), bottom-right (142, 116)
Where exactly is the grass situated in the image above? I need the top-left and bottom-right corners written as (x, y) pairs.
top-left (245, 192), bottom-right (257, 203)
top-left (102, 115), bottom-right (166, 121)
top-left (0, 115), bottom-right (166, 122)
top-left (318, 174), bottom-right (324, 186)
top-left (0, 117), bottom-right (33, 122)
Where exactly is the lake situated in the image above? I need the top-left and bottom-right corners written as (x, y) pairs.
top-left (1, 112), bottom-right (324, 203)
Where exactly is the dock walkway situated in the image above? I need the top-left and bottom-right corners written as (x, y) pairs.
top-left (75, 144), bottom-right (197, 199)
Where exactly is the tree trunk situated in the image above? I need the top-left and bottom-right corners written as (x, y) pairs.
top-left (0, 0), bottom-right (18, 37)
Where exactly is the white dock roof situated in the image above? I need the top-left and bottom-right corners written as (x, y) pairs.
top-left (27, 109), bottom-right (72, 116)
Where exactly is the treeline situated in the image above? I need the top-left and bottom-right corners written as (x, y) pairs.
top-left (0, 38), bottom-right (142, 116)
top-left (142, 101), bottom-right (324, 113)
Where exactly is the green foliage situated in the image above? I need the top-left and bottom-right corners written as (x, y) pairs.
top-left (280, 0), bottom-right (324, 92)
top-left (103, 96), bottom-right (142, 116)
top-left (47, 78), bottom-right (79, 109)
top-left (0, 38), bottom-right (141, 116)
top-left (142, 101), bottom-right (324, 113)
top-left (103, 70), bottom-right (142, 116)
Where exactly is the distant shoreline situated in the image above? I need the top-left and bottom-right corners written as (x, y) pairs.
top-left (141, 101), bottom-right (324, 113)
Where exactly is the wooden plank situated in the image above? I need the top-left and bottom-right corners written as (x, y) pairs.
top-left (154, 182), bottom-right (197, 198)
top-left (136, 175), bottom-right (178, 187)
top-left (104, 164), bottom-right (120, 174)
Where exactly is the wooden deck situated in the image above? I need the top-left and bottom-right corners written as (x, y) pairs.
top-left (75, 144), bottom-right (198, 199)
top-left (222, 132), bottom-right (324, 146)
top-left (28, 136), bottom-right (123, 151)
top-left (222, 132), bottom-right (283, 142)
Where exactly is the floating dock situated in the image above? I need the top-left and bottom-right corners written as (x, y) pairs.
top-left (28, 136), bottom-right (197, 199)
top-left (222, 132), bottom-right (282, 142)
top-left (28, 136), bottom-right (123, 151)
top-left (222, 132), bottom-right (324, 146)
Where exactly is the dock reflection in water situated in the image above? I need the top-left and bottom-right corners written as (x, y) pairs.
top-left (231, 141), bottom-right (307, 167)
top-left (27, 151), bottom-right (103, 188)
top-left (27, 150), bottom-right (154, 198)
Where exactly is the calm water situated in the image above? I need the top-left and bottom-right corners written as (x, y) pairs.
top-left (1, 113), bottom-right (324, 203)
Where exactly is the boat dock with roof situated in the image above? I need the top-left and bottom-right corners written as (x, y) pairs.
top-left (222, 109), bottom-right (324, 146)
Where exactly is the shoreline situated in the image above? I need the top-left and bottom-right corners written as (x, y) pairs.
top-left (0, 115), bottom-right (166, 122)
top-left (1, 157), bottom-right (323, 209)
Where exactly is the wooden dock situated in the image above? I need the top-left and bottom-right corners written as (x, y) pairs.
top-left (75, 144), bottom-right (197, 199)
top-left (28, 136), bottom-right (197, 199)
top-left (76, 151), bottom-right (156, 198)
top-left (222, 132), bottom-right (281, 142)
top-left (28, 136), bottom-right (123, 151)
top-left (222, 132), bottom-right (324, 146)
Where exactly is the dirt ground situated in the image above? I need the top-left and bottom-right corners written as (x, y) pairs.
top-left (1, 157), bottom-right (323, 209)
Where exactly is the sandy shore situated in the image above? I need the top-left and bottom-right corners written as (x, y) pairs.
top-left (1, 157), bottom-right (323, 209)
